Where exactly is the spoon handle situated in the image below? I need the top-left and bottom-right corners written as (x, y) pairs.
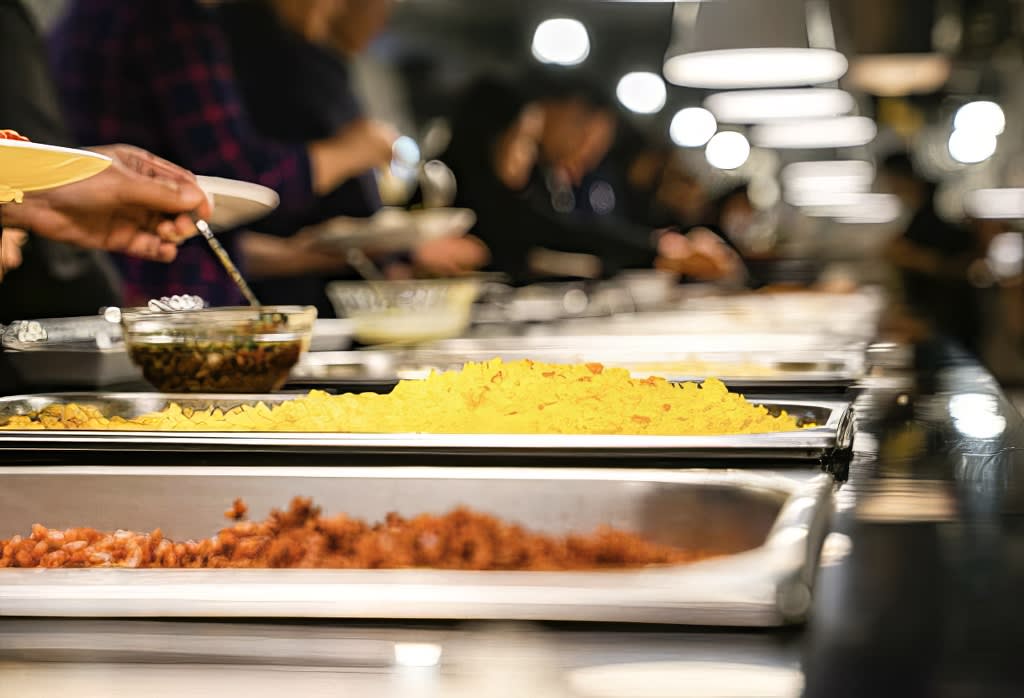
top-left (195, 219), bottom-right (261, 307)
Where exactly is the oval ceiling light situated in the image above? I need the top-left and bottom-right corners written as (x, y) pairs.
top-left (705, 131), bottom-right (750, 170)
top-left (705, 89), bottom-right (855, 124)
top-left (670, 107), bottom-right (717, 147)
top-left (666, 48), bottom-right (848, 89)
top-left (954, 101), bottom-right (1005, 136)
top-left (532, 18), bottom-right (590, 66)
top-left (964, 188), bottom-right (1024, 219)
top-left (616, 72), bottom-right (667, 114)
top-left (663, 0), bottom-right (848, 88)
top-left (948, 129), bottom-right (997, 164)
top-left (782, 160), bottom-right (874, 189)
top-left (752, 116), bottom-right (877, 149)
top-left (801, 193), bottom-right (901, 224)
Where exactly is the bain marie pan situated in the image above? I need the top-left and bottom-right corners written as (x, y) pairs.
top-left (0, 392), bottom-right (853, 460)
top-left (0, 466), bottom-right (832, 626)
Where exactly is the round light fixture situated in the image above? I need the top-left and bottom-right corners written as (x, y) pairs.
top-left (705, 88), bottom-right (855, 124)
top-left (947, 129), bottom-right (997, 164)
top-left (669, 107), bottom-right (717, 147)
top-left (665, 48), bottom-right (848, 89)
top-left (953, 101), bottom-right (1005, 136)
top-left (616, 72), bottom-right (667, 114)
top-left (705, 131), bottom-right (750, 170)
top-left (532, 18), bottom-right (590, 66)
top-left (752, 116), bottom-right (877, 149)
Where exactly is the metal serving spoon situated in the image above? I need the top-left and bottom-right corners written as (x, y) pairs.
top-left (194, 217), bottom-right (261, 307)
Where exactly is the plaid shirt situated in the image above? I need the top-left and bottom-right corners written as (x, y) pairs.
top-left (49, 0), bottom-right (315, 306)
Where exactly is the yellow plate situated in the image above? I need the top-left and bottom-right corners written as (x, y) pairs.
top-left (0, 140), bottom-right (112, 196)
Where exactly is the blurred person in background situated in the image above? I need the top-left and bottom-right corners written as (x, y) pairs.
top-left (0, 0), bottom-right (211, 322)
top-left (879, 152), bottom-right (983, 353)
top-left (50, 0), bottom-right (398, 306)
top-left (217, 0), bottom-right (488, 315)
top-left (0, 0), bottom-right (120, 320)
top-left (443, 73), bottom-right (742, 285)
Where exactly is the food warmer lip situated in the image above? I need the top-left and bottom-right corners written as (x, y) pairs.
top-left (0, 393), bottom-right (854, 460)
top-left (0, 466), bottom-right (833, 626)
top-left (290, 347), bottom-right (866, 392)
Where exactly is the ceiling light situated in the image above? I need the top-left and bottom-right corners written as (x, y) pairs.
top-left (782, 160), bottom-right (874, 190)
top-left (666, 48), bottom-right (847, 89)
top-left (947, 129), bottom-right (997, 164)
top-left (964, 188), bottom-right (1024, 219)
top-left (783, 160), bottom-right (874, 205)
top-left (663, 0), bottom-right (847, 89)
top-left (705, 131), bottom-right (750, 170)
top-left (616, 72), bottom-right (667, 114)
top-left (800, 193), bottom-right (901, 223)
top-left (954, 101), bottom-right (1005, 136)
top-left (670, 108), bottom-right (717, 147)
top-left (705, 89), bottom-right (854, 124)
top-left (532, 18), bottom-right (590, 66)
top-left (751, 116), bottom-right (876, 148)
top-left (989, 232), bottom-right (1024, 279)
top-left (847, 54), bottom-right (951, 96)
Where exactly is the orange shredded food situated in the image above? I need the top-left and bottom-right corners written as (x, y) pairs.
top-left (0, 498), bottom-right (710, 570)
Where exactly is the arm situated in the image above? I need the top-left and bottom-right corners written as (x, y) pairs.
top-left (5, 145), bottom-right (211, 262)
top-left (239, 230), bottom-right (349, 279)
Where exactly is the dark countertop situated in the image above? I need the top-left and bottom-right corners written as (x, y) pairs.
top-left (0, 341), bottom-right (1021, 696)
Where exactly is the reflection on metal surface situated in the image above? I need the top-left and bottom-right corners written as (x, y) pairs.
top-left (819, 532), bottom-right (853, 567)
top-left (949, 393), bottom-right (1007, 440)
top-left (567, 661), bottom-right (803, 697)
top-left (394, 643), bottom-right (443, 668)
top-left (856, 479), bottom-right (957, 523)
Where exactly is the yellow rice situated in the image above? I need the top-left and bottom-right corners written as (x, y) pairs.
top-left (1, 359), bottom-right (805, 435)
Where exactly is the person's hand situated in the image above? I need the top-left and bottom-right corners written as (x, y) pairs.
top-left (310, 119), bottom-right (400, 194)
top-left (654, 228), bottom-right (743, 281)
top-left (9, 145), bottom-right (211, 262)
top-left (0, 228), bottom-right (28, 277)
top-left (335, 119), bottom-right (400, 176)
top-left (412, 235), bottom-right (490, 276)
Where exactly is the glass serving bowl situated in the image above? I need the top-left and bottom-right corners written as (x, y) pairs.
top-left (326, 279), bottom-right (484, 345)
top-left (120, 306), bottom-right (316, 393)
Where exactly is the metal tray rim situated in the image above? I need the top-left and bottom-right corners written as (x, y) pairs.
top-left (0, 393), bottom-right (852, 458)
top-left (0, 466), bottom-right (832, 626)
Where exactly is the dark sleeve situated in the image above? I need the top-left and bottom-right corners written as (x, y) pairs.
top-left (0, 0), bottom-right (71, 145)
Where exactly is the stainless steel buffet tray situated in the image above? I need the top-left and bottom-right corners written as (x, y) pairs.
top-left (0, 466), bottom-right (833, 626)
top-left (0, 392), bottom-right (853, 460)
top-left (291, 345), bottom-right (865, 391)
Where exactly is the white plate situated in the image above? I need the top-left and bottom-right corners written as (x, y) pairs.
top-left (312, 207), bottom-right (476, 253)
top-left (197, 176), bottom-right (280, 232)
top-left (0, 140), bottom-right (112, 200)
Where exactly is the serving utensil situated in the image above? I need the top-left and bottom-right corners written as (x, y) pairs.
top-left (194, 217), bottom-right (261, 307)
